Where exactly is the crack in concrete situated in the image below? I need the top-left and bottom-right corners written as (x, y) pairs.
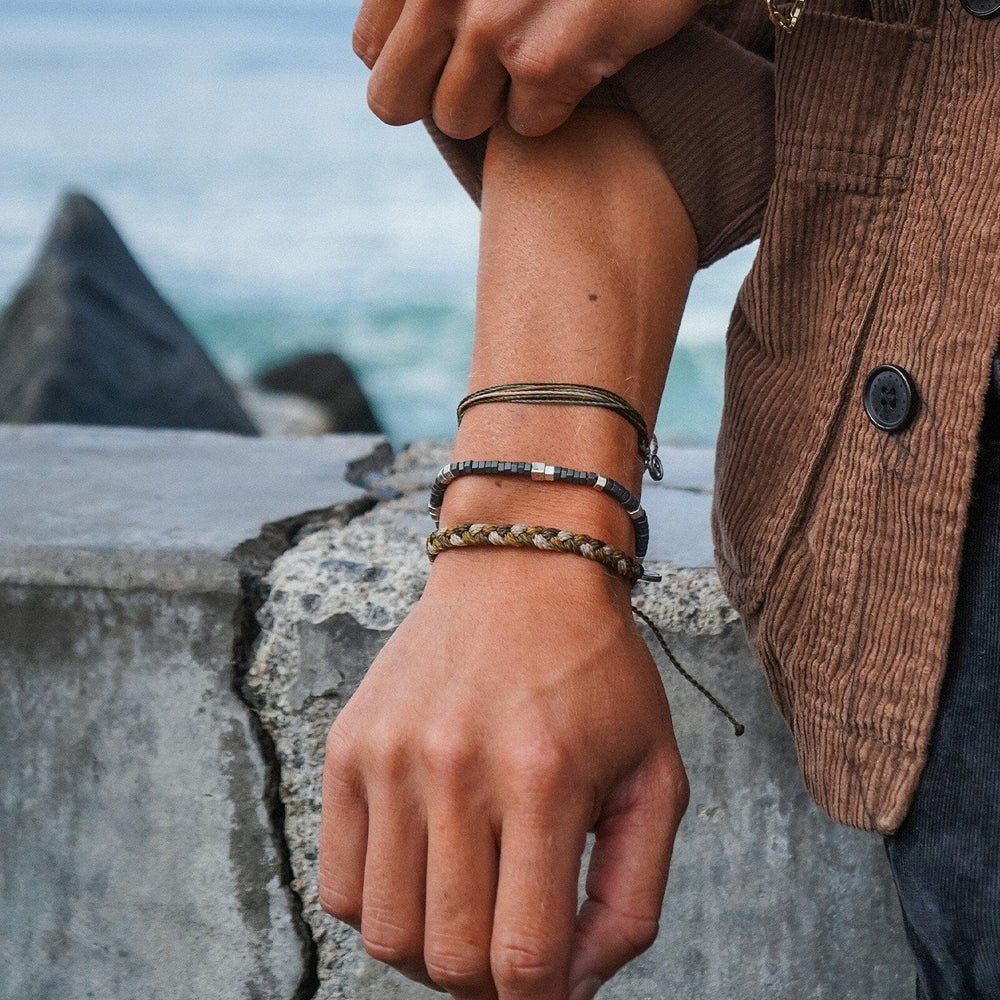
top-left (228, 495), bottom-right (380, 1000)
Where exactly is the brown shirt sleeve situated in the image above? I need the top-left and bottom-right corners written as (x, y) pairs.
top-left (423, 1), bottom-right (776, 269)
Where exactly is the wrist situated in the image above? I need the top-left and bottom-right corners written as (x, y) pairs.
top-left (423, 541), bottom-right (636, 610)
top-left (450, 401), bottom-right (646, 494)
top-left (438, 475), bottom-right (638, 558)
top-left (441, 403), bottom-right (648, 556)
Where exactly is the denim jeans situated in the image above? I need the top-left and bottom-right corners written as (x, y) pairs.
top-left (883, 383), bottom-right (1000, 1000)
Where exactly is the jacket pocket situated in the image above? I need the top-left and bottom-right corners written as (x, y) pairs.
top-left (710, 4), bottom-right (932, 620)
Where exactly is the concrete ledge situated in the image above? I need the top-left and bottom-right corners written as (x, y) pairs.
top-left (0, 424), bottom-right (391, 1000)
top-left (250, 441), bottom-right (914, 999)
top-left (0, 423), bottom-right (388, 590)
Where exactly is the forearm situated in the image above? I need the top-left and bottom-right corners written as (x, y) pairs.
top-left (440, 107), bottom-right (698, 558)
top-left (322, 106), bottom-right (695, 1000)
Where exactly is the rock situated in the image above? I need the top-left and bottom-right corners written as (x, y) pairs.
top-left (255, 351), bottom-right (382, 434)
top-left (233, 380), bottom-right (330, 436)
top-left (0, 191), bottom-right (259, 434)
top-left (247, 443), bottom-right (914, 1000)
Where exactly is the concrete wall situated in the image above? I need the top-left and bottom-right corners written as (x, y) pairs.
top-left (0, 424), bottom-right (386, 1000)
top-left (0, 427), bottom-right (914, 999)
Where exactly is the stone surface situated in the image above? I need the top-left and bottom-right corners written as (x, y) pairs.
top-left (256, 351), bottom-right (382, 435)
top-left (0, 422), bottom-right (390, 590)
top-left (0, 425), bottom-right (393, 999)
top-left (248, 444), bottom-right (914, 999)
top-left (0, 191), bottom-right (258, 434)
top-left (643, 445), bottom-right (715, 568)
top-left (0, 584), bottom-right (305, 1000)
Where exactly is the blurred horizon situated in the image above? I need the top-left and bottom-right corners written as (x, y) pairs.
top-left (0, 0), bottom-right (756, 446)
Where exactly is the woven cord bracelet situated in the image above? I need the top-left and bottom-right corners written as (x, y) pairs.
top-left (428, 460), bottom-right (650, 559)
top-left (426, 523), bottom-right (744, 736)
top-left (457, 383), bottom-right (664, 481)
top-left (427, 522), bottom-right (651, 584)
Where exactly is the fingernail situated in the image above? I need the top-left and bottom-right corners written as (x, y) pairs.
top-left (569, 975), bottom-right (603, 1000)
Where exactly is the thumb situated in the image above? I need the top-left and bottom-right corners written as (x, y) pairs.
top-left (567, 752), bottom-right (689, 1000)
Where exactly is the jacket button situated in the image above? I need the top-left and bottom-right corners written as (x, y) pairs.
top-left (962, 0), bottom-right (1000, 17)
top-left (863, 364), bottom-right (918, 432)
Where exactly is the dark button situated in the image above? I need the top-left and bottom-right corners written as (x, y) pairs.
top-left (962, 0), bottom-right (1000, 17)
top-left (862, 364), bottom-right (918, 433)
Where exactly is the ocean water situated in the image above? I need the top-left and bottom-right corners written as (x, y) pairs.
top-left (0, 0), bottom-right (756, 447)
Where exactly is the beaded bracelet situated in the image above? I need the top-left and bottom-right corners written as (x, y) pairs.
top-left (428, 460), bottom-right (650, 559)
top-left (457, 383), bottom-right (663, 481)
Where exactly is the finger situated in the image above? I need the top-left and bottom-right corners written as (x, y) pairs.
top-left (432, 38), bottom-right (509, 140)
top-left (506, 78), bottom-right (586, 139)
top-left (567, 754), bottom-right (689, 1000)
top-left (491, 789), bottom-right (589, 999)
top-left (318, 737), bottom-right (368, 930)
top-left (367, 2), bottom-right (454, 126)
top-left (500, 20), bottom-right (607, 137)
top-left (353, 0), bottom-right (405, 68)
top-left (360, 778), bottom-right (434, 987)
top-left (423, 797), bottom-right (501, 998)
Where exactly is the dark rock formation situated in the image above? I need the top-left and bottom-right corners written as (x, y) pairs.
top-left (256, 351), bottom-right (382, 434)
top-left (0, 191), bottom-right (259, 434)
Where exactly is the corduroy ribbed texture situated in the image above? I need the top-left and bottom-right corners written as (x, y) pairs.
top-left (714, 0), bottom-right (1000, 833)
top-left (424, 0), bottom-right (1000, 834)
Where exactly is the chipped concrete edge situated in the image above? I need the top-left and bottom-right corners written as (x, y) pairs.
top-left (225, 469), bottom-right (393, 998)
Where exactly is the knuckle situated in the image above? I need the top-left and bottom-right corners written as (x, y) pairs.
top-left (351, 15), bottom-right (381, 67)
top-left (655, 756), bottom-right (691, 819)
top-left (364, 726), bottom-right (410, 780)
top-left (616, 912), bottom-right (660, 959)
top-left (463, 12), bottom-right (508, 54)
top-left (352, 31), bottom-right (375, 67)
top-left (499, 36), bottom-right (562, 85)
top-left (432, 84), bottom-right (502, 141)
top-left (419, 727), bottom-right (477, 781)
top-left (673, 769), bottom-right (692, 817)
top-left (491, 936), bottom-right (560, 992)
top-left (432, 107), bottom-right (488, 141)
top-left (324, 721), bottom-right (356, 771)
top-left (502, 738), bottom-right (571, 794)
top-left (424, 941), bottom-right (491, 990)
top-left (318, 884), bottom-right (361, 926)
top-left (362, 913), bottom-right (422, 968)
top-left (464, 1), bottom-right (504, 41)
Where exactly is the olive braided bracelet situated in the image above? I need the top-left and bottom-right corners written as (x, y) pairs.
top-left (426, 522), bottom-right (652, 585)
top-left (428, 460), bottom-right (650, 559)
top-left (425, 522), bottom-right (744, 736)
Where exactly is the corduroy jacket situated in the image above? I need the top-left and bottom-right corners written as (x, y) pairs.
top-left (424, 0), bottom-right (1000, 834)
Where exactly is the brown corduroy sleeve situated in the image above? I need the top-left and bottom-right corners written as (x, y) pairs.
top-left (423, 1), bottom-right (776, 269)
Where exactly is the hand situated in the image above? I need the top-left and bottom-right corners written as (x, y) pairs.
top-left (353, 0), bottom-right (706, 140)
top-left (319, 548), bottom-right (689, 999)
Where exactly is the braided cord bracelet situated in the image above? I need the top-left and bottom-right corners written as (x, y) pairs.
top-left (457, 383), bottom-right (664, 481)
top-left (426, 523), bottom-right (744, 736)
top-left (428, 460), bottom-right (650, 559)
top-left (427, 522), bottom-right (651, 585)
